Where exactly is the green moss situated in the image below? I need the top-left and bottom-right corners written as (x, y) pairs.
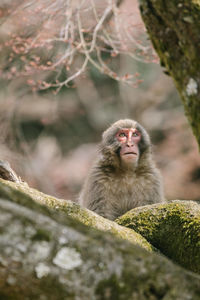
top-left (117, 201), bottom-right (200, 273)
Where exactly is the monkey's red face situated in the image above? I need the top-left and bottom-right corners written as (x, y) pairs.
top-left (116, 128), bottom-right (141, 163)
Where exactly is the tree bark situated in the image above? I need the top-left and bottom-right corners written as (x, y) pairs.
top-left (0, 180), bottom-right (200, 299)
top-left (139, 0), bottom-right (200, 147)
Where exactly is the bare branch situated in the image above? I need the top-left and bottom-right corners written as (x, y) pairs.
top-left (0, 0), bottom-right (155, 90)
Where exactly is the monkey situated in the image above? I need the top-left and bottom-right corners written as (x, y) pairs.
top-left (79, 119), bottom-right (165, 220)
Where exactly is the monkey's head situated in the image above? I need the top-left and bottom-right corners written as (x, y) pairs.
top-left (101, 119), bottom-right (151, 169)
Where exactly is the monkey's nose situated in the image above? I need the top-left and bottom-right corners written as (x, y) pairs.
top-left (127, 142), bottom-right (134, 147)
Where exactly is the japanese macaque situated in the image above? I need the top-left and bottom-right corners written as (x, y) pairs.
top-left (79, 119), bottom-right (165, 220)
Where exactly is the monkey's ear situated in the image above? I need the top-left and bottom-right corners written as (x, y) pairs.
top-left (102, 132), bottom-right (113, 146)
top-left (102, 126), bottom-right (119, 146)
top-left (137, 124), bottom-right (151, 142)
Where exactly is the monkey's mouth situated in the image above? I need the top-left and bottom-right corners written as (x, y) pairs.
top-left (123, 152), bottom-right (137, 156)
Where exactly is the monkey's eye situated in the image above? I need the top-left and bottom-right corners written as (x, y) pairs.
top-left (118, 132), bottom-right (126, 137)
top-left (133, 131), bottom-right (140, 137)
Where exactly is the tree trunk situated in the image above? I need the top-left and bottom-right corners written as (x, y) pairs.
top-left (139, 0), bottom-right (200, 147)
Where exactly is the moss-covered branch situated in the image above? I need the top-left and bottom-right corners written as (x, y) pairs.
top-left (139, 0), bottom-right (200, 147)
top-left (0, 178), bottom-right (152, 251)
top-left (116, 200), bottom-right (200, 273)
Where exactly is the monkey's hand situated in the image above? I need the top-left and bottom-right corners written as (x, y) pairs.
top-left (0, 160), bottom-right (22, 183)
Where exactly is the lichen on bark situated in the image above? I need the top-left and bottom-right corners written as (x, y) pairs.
top-left (139, 0), bottom-right (200, 147)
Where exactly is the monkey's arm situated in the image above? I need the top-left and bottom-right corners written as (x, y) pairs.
top-left (79, 169), bottom-right (110, 218)
top-left (148, 169), bottom-right (165, 204)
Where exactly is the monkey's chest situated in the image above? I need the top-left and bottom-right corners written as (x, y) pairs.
top-left (105, 176), bottom-right (145, 212)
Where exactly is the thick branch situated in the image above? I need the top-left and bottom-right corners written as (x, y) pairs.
top-left (139, 0), bottom-right (200, 147)
top-left (0, 178), bottom-right (152, 251)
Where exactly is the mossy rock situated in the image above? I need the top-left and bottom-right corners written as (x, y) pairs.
top-left (116, 200), bottom-right (200, 274)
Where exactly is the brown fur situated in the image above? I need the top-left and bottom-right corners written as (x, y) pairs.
top-left (79, 119), bottom-right (165, 220)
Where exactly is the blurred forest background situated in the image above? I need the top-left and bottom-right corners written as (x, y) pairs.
top-left (0, 0), bottom-right (199, 202)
